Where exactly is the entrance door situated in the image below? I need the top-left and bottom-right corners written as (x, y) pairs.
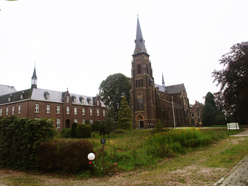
top-left (66, 119), bottom-right (70, 128)
top-left (139, 120), bottom-right (144, 128)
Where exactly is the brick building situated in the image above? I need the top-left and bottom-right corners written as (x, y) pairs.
top-left (130, 17), bottom-right (190, 128)
top-left (189, 100), bottom-right (204, 126)
top-left (0, 68), bottom-right (106, 132)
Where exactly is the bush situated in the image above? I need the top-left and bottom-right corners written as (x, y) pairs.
top-left (0, 116), bottom-right (56, 170)
top-left (76, 124), bottom-right (92, 138)
top-left (71, 122), bottom-right (78, 138)
top-left (38, 139), bottom-right (93, 173)
top-left (114, 129), bottom-right (126, 134)
top-left (92, 121), bottom-right (101, 132)
top-left (61, 128), bottom-right (71, 138)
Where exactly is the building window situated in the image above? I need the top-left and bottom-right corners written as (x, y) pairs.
top-left (57, 106), bottom-right (60, 114)
top-left (162, 109), bottom-right (167, 119)
top-left (66, 96), bottom-right (69, 102)
top-left (44, 92), bottom-right (50, 100)
top-left (103, 110), bottom-right (105, 117)
top-left (0, 108), bottom-right (2, 116)
top-left (79, 96), bottom-right (84, 104)
top-left (12, 106), bottom-right (15, 115)
top-left (137, 64), bottom-right (141, 74)
top-left (6, 107), bottom-right (8, 115)
top-left (97, 109), bottom-right (99, 116)
top-left (72, 96), bottom-right (76, 103)
top-left (90, 119), bottom-right (93, 124)
top-left (46, 105), bottom-right (50, 113)
top-left (87, 98), bottom-right (92, 105)
top-left (56, 119), bottom-right (60, 129)
top-left (82, 119), bottom-right (85, 124)
top-left (90, 108), bottom-right (92, 116)
top-left (74, 107), bottom-right (77, 115)
top-left (35, 104), bottom-right (39, 113)
top-left (97, 100), bottom-right (100, 106)
top-left (137, 94), bottom-right (144, 111)
top-left (191, 113), bottom-right (194, 118)
top-left (18, 105), bottom-right (21, 114)
top-left (66, 107), bottom-right (69, 114)
top-left (196, 106), bottom-right (199, 111)
top-left (197, 112), bottom-right (200, 117)
top-left (82, 108), bottom-right (85, 115)
top-left (141, 79), bottom-right (143, 87)
top-left (20, 94), bottom-right (23, 99)
top-left (74, 119), bottom-right (77, 123)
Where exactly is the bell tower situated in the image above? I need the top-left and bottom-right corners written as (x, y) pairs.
top-left (130, 17), bottom-right (157, 129)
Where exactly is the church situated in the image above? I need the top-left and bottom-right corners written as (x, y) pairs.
top-left (130, 18), bottom-right (190, 129)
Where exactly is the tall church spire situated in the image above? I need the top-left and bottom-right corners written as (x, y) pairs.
top-left (31, 67), bottom-right (37, 89)
top-left (133, 16), bottom-right (148, 55)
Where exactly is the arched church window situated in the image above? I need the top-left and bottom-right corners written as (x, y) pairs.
top-left (137, 94), bottom-right (144, 111)
top-left (137, 64), bottom-right (141, 74)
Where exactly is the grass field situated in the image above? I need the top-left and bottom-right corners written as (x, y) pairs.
top-left (0, 128), bottom-right (247, 186)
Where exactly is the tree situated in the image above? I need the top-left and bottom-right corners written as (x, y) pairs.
top-left (117, 96), bottom-right (132, 130)
top-left (212, 42), bottom-right (248, 123)
top-left (202, 92), bottom-right (219, 126)
top-left (71, 122), bottom-right (78, 138)
top-left (99, 73), bottom-right (131, 122)
top-left (105, 107), bottom-right (115, 132)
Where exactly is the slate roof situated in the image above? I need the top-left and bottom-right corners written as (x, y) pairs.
top-left (0, 85), bottom-right (17, 96)
top-left (133, 17), bottom-right (148, 56)
top-left (0, 87), bottom-right (106, 107)
top-left (155, 83), bottom-right (184, 94)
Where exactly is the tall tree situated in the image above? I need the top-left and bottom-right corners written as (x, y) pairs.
top-left (98, 73), bottom-right (131, 122)
top-left (212, 42), bottom-right (248, 123)
top-left (202, 92), bottom-right (218, 126)
top-left (117, 96), bottom-right (132, 130)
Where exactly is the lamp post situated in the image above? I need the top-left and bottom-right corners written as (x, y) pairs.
top-left (87, 153), bottom-right (95, 174)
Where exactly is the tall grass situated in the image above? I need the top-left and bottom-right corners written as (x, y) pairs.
top-left (90, 128), bottom-right (228, 174)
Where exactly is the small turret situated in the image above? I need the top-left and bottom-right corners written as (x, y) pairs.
top-left (31, 67), bottom-right (37, 89)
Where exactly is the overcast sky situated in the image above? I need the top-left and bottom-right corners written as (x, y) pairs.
top-left (1, 0), bottom-right (248, 104)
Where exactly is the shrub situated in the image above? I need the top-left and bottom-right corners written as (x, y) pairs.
top-left (76, 124), bottom-right (92, 138)
top-left (114, 129), bottom-right (126, 134)
top-left (38, 139), bottom-right (93, 173)
top-left (0, 116), bottom-right (56, 170)
top-left (71, 122), bottom-right (78, 138)
top-left (61, 128), bottom-right (71, 138)
top-left (92, 121), bottom-right (101, 132)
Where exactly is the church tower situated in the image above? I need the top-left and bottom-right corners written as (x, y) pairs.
top-left (130, 17), bottom-right (157, 128)
top-left (31, 67), bottom-right (37, 89)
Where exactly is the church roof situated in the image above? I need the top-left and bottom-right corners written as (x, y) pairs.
top-left (155, 83), bottom-right (184, 94)
top-left (133, 17), bottom-right (148, 56)
top-left (0, 84), bottom-right (17, 96)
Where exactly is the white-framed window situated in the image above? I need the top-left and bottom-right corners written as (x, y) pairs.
top-left (6, 107), bottom-right (8, 115)
top-left (82, 108), bottom-right (85, 115)
top-left (90, 108), bottom-right (92, 116)
top-left (80, 97), bottom-right (84, 104)
top-left (191, 113), bottom-right (194, 118)
top-left (20, 94), bottom-right (23, 99)
top-left (72, 97), bottom-right (76, 103)
top-left (57, 106), bottom-right (60, 114)
top-left (66, 96), bottom-right (69, 102)
top-left (74, 119), bottom-right (77, 123)
top-left (8, 97), bottom-right (11, 102)
top-left (18, 105), bottom-right (21, 114)
top-left (82, 119), bottom-right (85, 124)
top-left (103, 110), bottom-right (105, 117)
top-left (74, 107), bottom-right (77, 115)
top-left (97, 100), bottom-right (100, 106)
top-left (97, 109), bottom-right (99, 116)
top-left (46, 105), bottom-right (50, 113)
top-left (56, 119), bottom-right (60, 129)
top-left (12, 106), bottom-right (14, 115)
top-left (66, 107), bottom-right (69, 114)
top-left (0, 108), bottom-right (2, 116)
top-left (90, 119), bottom-right (93, 124)
top-left (35, 104), bottom-right (39, 113)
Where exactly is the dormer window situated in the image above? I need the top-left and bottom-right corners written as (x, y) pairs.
top-left (87, 98), bottom-right (92, 105)
top-left (8, 94), bottom-right (12, 102)
top-left (44, 91), bottom-right (50, 100)
top-left (79, 96), bottom-right (84, 104)
top-left (72, 96), bottom-right (76, 103)
top-left (20, 94), bottom-right (23, 99)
